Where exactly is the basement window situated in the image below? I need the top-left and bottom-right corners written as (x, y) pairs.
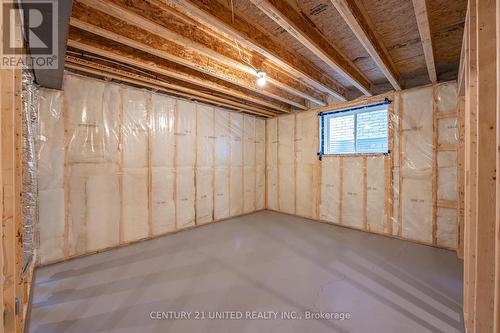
top-left (319, 99), bottom-right (391, 156)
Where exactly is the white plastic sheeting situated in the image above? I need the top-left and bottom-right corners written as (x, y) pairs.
top-left (230, 113), bottom-right (243, 216)
top-left (37, 73), bottom-right (265, 264)
top-left (151, 94), bottom-right (176, 235)
top-left (214, 109), bottom-right (230, 220)
top-left (366, 157), bottom-right (386, 234)
top-left (38, 89), bottom-right (65, 263)
top-left (295, 111), bottom-right (319, 219)
top-left (400, 86), bottom-right (434, 244)
top-left (267, 82), bottom-right (460, 250)
top-left (65, 76), bottom-right (121, 256)
top-left (122, 88), bottom-right (149, 242)
top-left (277, 115), bottom-right (295, 214)
top-left (196, 104), bottom-right (214, 225)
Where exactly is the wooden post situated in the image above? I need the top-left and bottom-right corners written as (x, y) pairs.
top-left (386, 97), bottom-right (395, 235)
top-left (398, 92), bottom-right (404, 237)
top-left (457, 96), bottom-right (465, 258)
top-left (432, 85), bottom-right (438, 245)
top-left (228, 112), bottom-right (232, 215)
top-left (2, 67), bottom-right (17, 333)
top-left (147, 93), bottom-right (153, 236)
top-left (118, 88), bottom-right (124, 244)
top-left (339, 157), bottom-right (344, 225)
top-left (473, 0), bottom-right (497, 331)
top-left (495, 0), bottom-right (500, 329)
top-left (13, 64), bottom-right (24, 331)
top-left (463, 0), bottom-right (478, 326)
top-left (363, 156), bottom-right (368, 231)
top-left (276, 116), bottom-right (281, 212)
top-left (173, 99), bottom-right (178, 229)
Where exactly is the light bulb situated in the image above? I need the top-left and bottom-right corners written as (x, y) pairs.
top-left (256, 71), bottom-right (267, 87)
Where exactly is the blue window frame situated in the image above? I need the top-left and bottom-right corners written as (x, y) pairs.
top-left (319, 99), bottom-right (391, 156)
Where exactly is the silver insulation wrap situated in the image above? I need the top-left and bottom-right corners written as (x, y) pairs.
top-left (22, 67), bottom-right (39, 273)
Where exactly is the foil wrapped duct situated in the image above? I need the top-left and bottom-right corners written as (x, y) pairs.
top-left (21, 67), bottom-right (39, 274)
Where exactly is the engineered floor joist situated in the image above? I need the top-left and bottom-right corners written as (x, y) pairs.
top-left (29, 211), bottom-right (464, 333)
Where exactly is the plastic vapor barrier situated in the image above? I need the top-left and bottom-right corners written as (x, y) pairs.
top-left (295, 111), bottom-right (320, 219)
top-left (400, 86), bottom-right (433, 243)
top-left (38, 87), bottom-right (64, 263)
top-left (37, 72), bottom-right (266, 264)
top-left (277, 115), bottom-right (295, 214)
top-left (267, 82), bottom-right (461, 250)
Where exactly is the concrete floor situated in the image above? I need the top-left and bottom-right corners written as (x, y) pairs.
top-left (29, 211), bottom-right (464, 333)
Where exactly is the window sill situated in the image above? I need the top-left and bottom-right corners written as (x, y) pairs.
top-left (320, 152), bottom-right (390, 158)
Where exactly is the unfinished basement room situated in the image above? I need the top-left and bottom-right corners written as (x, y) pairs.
top-left (1, 0), bottom-right (499, 332)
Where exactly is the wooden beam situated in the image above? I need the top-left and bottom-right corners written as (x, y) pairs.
top-left (249, 0), bottom-right (372, 96)
top-left (473, 0), bottom-right (497, 331)
top-left (411, 0), bottom-right (437, 83)
top-left (66, 36), bottom-right (290, 113)
top-left (457, 96), bottom-right (465, 258)
top-left (69, 9), bottom-right (307, 109)
top-left (75, 0), bottom-right (328, 106)
top-left (329, 0), bottom-right (401, 91)
top-left (464, 0), bottom-right (478, 328)
top-left (457, 20), bottom-right (467, 96)
top-left (65, 57), bottom-right (276, 117)
top-left (2, 67), bottom-right (17, 333)
top-left (496, 0), bottom-right (500, 330)
top-left (155, 0), bottom-right (348, 100)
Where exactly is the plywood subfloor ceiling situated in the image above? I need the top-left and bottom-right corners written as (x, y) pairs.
top-left (65, 0), bottom-right (466, 117)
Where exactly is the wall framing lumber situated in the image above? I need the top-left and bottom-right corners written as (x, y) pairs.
top-left (146, 94), bottom-right (153, 237)
top-left (62, 88), bottom-right (70, 259)
top-left (432, 85), bottom-right (438, 245)
top-left (249, 0), bottom-right (372, 96)
top-left (386, 100), bottom-right (395, 235)
top-left (338, 157), bottom-right (344, 225)
top-left (463, 0), bottom-right (478, 326)
top-left (473, 0), bottom-right (497, 331)
top-left (118, 88), bottom-right (125, 244)
top-left (457, 96), bottom-right (465, 258)
top-left (329, 0), bottom-right (401, 91)
top-left (362, 156), bottom-right (368, 230)
top-left (496, 0), bottom-right (500, 330)
top-left (173, 100), bottom-right (179, 229)
top-left (411, 0), bottom-right (437, 83)
top-left (1, 6), bottom-right (36, 331)
top-left (0, 55), bottom-right (3, 333)
top-left (157, 0), bottom-right (348, 100)
top-left (397, 92), bottom-right (403, 237)
top-left (2, 67), bottom-right (17, 333)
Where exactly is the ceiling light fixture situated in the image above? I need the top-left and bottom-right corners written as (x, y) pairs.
top-left (256, 71), bottom-right (267, 87)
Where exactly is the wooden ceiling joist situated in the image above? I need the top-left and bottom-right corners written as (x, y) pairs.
top-left (76, 0), bottom-right (327, 107)
top-left (65, 56), bottom-right (275, 117)
top-left (329, 0), bottom-right (401, 91)
top-left (411, 0), bottom-right (437, 83)
top-left (69, 9), bottom-right (307, 110)
top-left (156, 0), bottom-right (348, 101)
top-left (66, 37), bottom-right (290, 113)
top-left (248, 0), bottom-right (372, 96)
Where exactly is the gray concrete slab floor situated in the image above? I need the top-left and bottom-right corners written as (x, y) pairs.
top-left (29, 210), bottom-right (464, 333)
